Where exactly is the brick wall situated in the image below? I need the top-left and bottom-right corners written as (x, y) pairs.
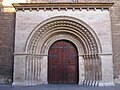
top-left (111, 0), bottom-right (120, 83)
top-left (0, 7), bottom-right (15, 84)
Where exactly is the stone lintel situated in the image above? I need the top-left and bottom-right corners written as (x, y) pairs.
top-left (12, 3), bottom-right (114, 12)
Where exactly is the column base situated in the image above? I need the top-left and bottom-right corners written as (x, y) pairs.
top-left (78, 80), bottom-right (115, 86)
top-left (99, 82), bottom-right (115, 86)
top-left (12, 81), bottom-right (48, 86)
top-left (12, 81), bottom-right (28, 86)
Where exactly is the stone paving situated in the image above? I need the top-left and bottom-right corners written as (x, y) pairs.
top-left (0, 84), bottom-right (120, 90)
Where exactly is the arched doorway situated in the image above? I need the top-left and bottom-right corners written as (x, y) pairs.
top-left (22, 16), bottom-right (103, 86)
top-left (48, 40), bottom-right (79, 84)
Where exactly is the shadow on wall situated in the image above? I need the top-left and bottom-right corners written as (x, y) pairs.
top-left (0, 2), bottom-right (15, 84)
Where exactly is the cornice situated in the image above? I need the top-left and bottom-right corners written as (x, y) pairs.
top-left (12, 3), bottom-right (114, 12)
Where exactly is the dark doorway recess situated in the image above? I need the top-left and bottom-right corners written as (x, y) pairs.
top-left (48, 40), bottom-right (79, 84)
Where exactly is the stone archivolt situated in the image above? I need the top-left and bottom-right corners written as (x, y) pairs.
top-left (26, 16), bottom-right (101, 55)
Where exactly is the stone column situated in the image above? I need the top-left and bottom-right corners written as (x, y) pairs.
top-left (78, 56), bottom-right (85, 84)
top-left (40, 56), bottom-right (48, 84)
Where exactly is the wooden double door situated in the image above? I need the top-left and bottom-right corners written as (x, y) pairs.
top-left (48, 40), bottom-right (78, 84)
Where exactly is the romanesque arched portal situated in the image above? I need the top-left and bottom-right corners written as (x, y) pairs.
top-left (24, 16), bottom-right (102, 86)
top-left (13, 3), bottom-right (114, 86)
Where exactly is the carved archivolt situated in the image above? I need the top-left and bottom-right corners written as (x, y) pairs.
top-left (25, 16), bottom-right (101, 55)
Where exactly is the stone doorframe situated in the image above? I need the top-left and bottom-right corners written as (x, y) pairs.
top-left (24, 16), bottom-right (101, 84)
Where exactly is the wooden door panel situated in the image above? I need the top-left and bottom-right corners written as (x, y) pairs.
top-left (49, 48), bottom-right (62, 64)
top-left (67, 65), bottom-right (77, 83)
top-left (62, 65), bottom-right (77, 84)
top-left (48, 65), bottom-right (62, 83)
top-left (48, 40), bottom-right (78, 84)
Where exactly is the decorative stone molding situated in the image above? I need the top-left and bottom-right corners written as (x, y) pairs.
top-left (25, 16), bottom-right (102, 55)
top-left (12, 3), bottom-right (113, 12)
